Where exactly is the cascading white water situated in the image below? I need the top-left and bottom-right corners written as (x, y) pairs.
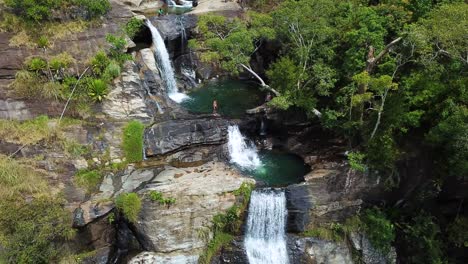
top-left (167, 0), bottom-right (193, 7)
top-left (228, 125), bottom-right (261, 170)
top-left (146, 20), bottom-right (189, 103)
top-left (245, 189), bottom-right (289, 264)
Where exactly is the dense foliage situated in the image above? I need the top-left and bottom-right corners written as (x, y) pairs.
top-left (4, 0), bottom-right (110, 22)
top-left (192, 0), bottom-right (467, 262)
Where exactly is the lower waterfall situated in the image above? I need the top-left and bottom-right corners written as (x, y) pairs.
top-left (244, 189), bottom-right (289, 264)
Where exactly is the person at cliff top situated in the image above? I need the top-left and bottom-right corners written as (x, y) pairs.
top-left (158, 8), bottom-right (164, 16)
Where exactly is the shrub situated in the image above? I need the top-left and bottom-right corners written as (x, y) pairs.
top-left (9, 70), bottom-right (44, 98)
top-left (124, 17), bottom-right (144, 39)
top-left (63, 140), bottom-right (89, 158)
top-left (74, 0), bottom-right (111, 18)
top-left (87, 79), bottom-right (108, 102)
top-left (198, 232), bottom-right (233, 264)
top-left (26, 57), bottom-right (47, 72)
top-left (122, 120), bottom-right (145, 163)
top-left (115, 192), bottom-right (142, 223)
top-left (74, 169), bottom-right (102, 193)
top-left (49, 52), bottom-right (75, 71)
top-left (0, 196), bottom-right (76, 263)
top-left (37, 35), bottom-right (49, 49)
top-left (102, 61), bottom-right (121, 81)
top-left (303, 226), bottom-right (344, 242)
top-left (347, 151), bottom-right (366, 172)
top-left (362, 208), bottom-right (395, 254)
top-left (42, 81), bottom-right (65, 100)
top-left (106, 34), bottom-right (132, 64)
top-left (148, 191), bottom-right (176, 206)
top-left (447, 217), bottom-right (468, 248)
top-left (4, 0), bottom-right (61, 22)
top-left (90, 51), bottom-right (110, 76)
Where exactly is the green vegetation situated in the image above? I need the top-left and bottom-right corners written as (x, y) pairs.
top-left (193, 2), bottom-right (467, 261)
top-left (361, 208), bottom-right (395, 254)
top-left (147, 191), bottom-right (176, 206)
top-left (0, 156), bottom-right (75, 263)
top-left (199, 182), bottom-right (253, 263)
top-left (122, 120), bottom-right (145, 163)
top-left (3, 0), bottom-right (110, 22)
top-left (347, 151), bottom-right (366, 172)
top-left (0, 115), bottom-right (52, 145)
top-left (74, 169), bottom-right (102, 193)
top-left (198, 232), bottom-right (233, 264)
top-left (124, 17), bottom-right (144, 39)
top-left (447, 217), bottom-right (468, 248)
top-left (87, 79), bottom-right (108, 102)
top-left (303, 208), bottom-right (394, 254)
top-left (115, 192), bottom-right (142, 223)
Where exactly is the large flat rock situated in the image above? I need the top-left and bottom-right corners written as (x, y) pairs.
top-left (133, 162), bottom-right (254, 263)
top-left (144, 117), bottom-right (235, 156)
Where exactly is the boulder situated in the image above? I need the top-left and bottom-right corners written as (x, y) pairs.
top-left (211, 238), bottom-right (249, 264)
top-left (132, 162), bottom-right (255, 262)
top-left (144, 118), bottom-right (235, 156)
top-left (150, 15), bottom-right (198, 41)
top-left (288, 236), bottom-right (353, 264)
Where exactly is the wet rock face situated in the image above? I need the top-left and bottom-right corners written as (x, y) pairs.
top-left (144, 118), bottom-right (236, 156)
top-left (286, 184), bottom-right (312, 233)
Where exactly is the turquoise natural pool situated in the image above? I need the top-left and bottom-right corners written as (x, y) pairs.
top-left (181, 80), bottom-right (263, 118)
top-left (240, 150), bottom-right (310, 186)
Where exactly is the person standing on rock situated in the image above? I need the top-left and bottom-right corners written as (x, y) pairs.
top-left (213, 100), bottom-right (218, 115)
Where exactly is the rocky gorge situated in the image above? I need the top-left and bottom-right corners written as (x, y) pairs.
top-left (2, 1), bottom-right (463, 264)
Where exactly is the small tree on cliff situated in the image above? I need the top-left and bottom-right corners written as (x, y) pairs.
top-left (189, 12), bottom-right (278, 94)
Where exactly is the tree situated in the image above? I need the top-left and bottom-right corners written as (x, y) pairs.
top-left (191, 12), bottom-right (276, 93)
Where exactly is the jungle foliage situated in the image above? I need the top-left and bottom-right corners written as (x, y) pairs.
top-left (191, 1), bottom-right (467, 262)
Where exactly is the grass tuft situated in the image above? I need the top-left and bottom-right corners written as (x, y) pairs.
top-left (122, 120), bottom-right (145, 163)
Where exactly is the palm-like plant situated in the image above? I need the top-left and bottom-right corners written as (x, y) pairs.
top-left (88, 79), bottom-right (108, 102)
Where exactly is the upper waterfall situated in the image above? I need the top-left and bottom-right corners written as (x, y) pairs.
top-left (245, 189), bottom-right (289, 264)
top-left (228, 125), bottom-right (262, 170)
top-left (146, 20), bottom-right (189, 103)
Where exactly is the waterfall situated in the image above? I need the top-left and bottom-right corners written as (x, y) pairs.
top-left (259, 118), bottom-right (267, 136)
top-left (167, 0), bottom-right (193, 7)
top-left (155, 101), bottom-right (164, 114)
top-left (228, 125), bottom-right (262, 170)
top-left (146, 20), bottom-right (189, 103)
top-left (245, 189), bottom-right (289, 264)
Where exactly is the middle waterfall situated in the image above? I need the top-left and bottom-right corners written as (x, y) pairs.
top-left (245, 189), bottom-right (289, 264)
top-left (146, 20), bottom-right (189, 103)
top-left (228, 125), bottom-right (262, 170)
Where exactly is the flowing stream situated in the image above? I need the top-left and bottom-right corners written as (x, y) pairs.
top-left (146, 20), bottom-right (189, 103)
top-left (228, 125), bottom-right (262, 170)
top-left (245, 189), bottom-right (289, 264)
